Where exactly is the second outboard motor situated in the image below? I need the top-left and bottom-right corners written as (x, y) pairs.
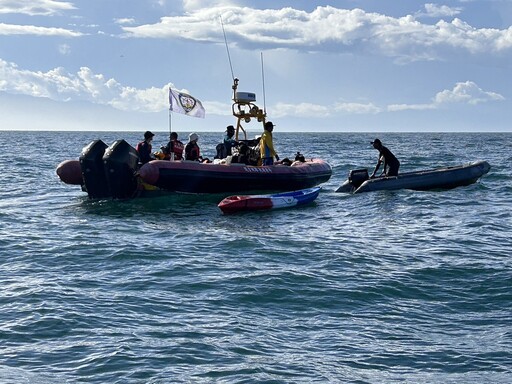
top-left (103, 140), bottom-right (139, 199)
top-left (349, 169), bottom-right (369, 189)
top-left (80, 139), bottom-right (110, 199)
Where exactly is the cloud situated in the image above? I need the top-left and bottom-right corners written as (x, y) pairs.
top-left (271, 101), bottom-right (381, 118)
top-left (0, 59), bottom-right (171, 112)
top-left (418, 3), bottom-right (463, 18)
top-left (58, 43), bottom-right (71, 55)
top-left (121, 5), bottom-right (512, 61)
top-left (182, 0), bottom-right (235, 11)
top-left (114, 18), bottom-right (137, 26)
top-left (335, 102), bottom-right (382, 114)
top-left (0, 0), bottom-right (75, 16)
top-left (434, 81), bottom-right (505, 105)
top-left (387, 103), bottom-right (436, 112)
top-left (388, 81), bottom-right (505, 111)
top-left (0, 59), bottom-right (504, 118)
top-left (0, 23), bottom-right (82, 37)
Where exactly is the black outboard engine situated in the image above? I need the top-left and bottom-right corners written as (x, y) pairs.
top-left (80, 139), bottom-right (110, 199)
top-left (102, 140), bottom-right (139, 199)
top-left (349, 169), bottom-right (369, 189)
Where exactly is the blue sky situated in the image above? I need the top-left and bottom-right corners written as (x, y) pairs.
top-left (1, 0), bottom-right (511, 132)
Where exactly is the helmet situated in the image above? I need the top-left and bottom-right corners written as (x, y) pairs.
top-left (189, 132), bottom-right (199, 142)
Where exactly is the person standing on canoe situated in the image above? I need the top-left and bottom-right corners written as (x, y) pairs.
top-left (260, 121), bottom-right (279, 166)
top-left (370, 138), bottom-right (400, 178)
top-left (136, 130), bottom-right (155, 165)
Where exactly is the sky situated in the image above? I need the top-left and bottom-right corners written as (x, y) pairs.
top-left (1, 0), bottom-right (511, 132)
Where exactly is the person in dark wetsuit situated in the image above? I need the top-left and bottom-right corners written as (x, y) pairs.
top-left (136, 130), bottom-right (155, 164)
top-left (370, 138), bottom-right (400, 178)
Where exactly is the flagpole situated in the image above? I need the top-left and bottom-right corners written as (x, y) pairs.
top-left (168, 87), bottom-right (172, 137)
top-left (169, 109), bottom-right (172, 136)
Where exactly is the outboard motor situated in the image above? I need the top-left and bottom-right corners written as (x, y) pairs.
top-left (349, 169), bottom-right (369, 189)
top-left (79, 139), bottom-right (110, 199)
top-left (102, 140), bottom-right (139, 199)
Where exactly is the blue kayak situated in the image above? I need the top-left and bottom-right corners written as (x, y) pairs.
top-left (219, 187), bottom-right (321, 213)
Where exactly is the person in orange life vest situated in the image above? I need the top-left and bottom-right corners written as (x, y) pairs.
top-left (164, 132), bottom-right (184, 160)
top-left (184, 132), bottom-right (201, 161)
top-left (136, 131), bottom-right (155, 164)
top-left (260, 121), bottom-right (279, 166)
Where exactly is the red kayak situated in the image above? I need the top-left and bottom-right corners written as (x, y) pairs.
top-left (218, 187), bottom-right (321, 213)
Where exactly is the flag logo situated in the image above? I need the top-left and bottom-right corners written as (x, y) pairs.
top-left (178, 94), bottom-right (196, 113)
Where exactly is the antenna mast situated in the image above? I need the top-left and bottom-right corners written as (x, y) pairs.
top-left (260, 52), bottom-right (267, 114)
top-left (220, 16), bottom-right (235, 81)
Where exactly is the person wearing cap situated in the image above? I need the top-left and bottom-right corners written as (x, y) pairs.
top-left (370, 138), bottom-right (400, 178)
top-left (185, 132), bottom-right (201, 161)
top-left (260, 121), bottom-right (279, 166)
top-left (136, 130), bottom-right (155, 164)
top-left (163, 131), bottom-right (184, 161)
top-left (223, 125), bottom-right (239, 156)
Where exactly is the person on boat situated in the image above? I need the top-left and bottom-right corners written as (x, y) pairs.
top-left (185, 132), bottom-right (203, 161)
top-left (369, 138), bottom-right (400, 178)
top-left (163, 132), bottom-right (184, 160)
top-left (224, 125), bottom-right (239, 156)
top-left (260, 121), bottom-right (279, 166)
top-left (136, 131), bottom-right (155, 164)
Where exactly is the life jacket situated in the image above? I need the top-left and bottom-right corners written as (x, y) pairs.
top-left (185, 142), bottom-right (200, 161)
top-left (136, 140), bottom-right (152, 164)
top-left (171, 140), bottom-right (184, 160)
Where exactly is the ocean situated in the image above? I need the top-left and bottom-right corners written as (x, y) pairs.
top-left (0, 131), bottom-right (511, 383)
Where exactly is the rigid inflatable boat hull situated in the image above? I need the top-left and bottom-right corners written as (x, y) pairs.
top-left (336, 160), bottom-right (490, 194)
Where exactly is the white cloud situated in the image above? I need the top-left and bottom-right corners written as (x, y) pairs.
top-left (272, 102), bottom-right (330, 118)
top-left (183, 0), bottom-right (235, 11)
top-left (334, 102), bottom-right (382, 114)
top-left (121, 5), bottom-right (512, 61)
top-left (388, 81), bottom-right (505, 111)
top-left (0, 23), bottom-right (82, 37)
top-left (0, 0), bottom-right (75, 16)
top-left (0, 59), bottom-right (505, 118)
top-left (58, 43), bottom-right (71, 55)
top-left (114, 18), bottom-right (136, 26)
top-left (0, 59), bottom-right (172, 112)
top-left (272, 101), bottom-right (381, 118)
top-left (419, 3), bottom-right (463, 18)
top-left (387, 103), bottom-right (435, 112)
top-left (434, 81), bottom-right (505, 105)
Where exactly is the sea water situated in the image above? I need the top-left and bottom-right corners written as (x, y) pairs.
top-left (0, 131), bottom-right (511, 383)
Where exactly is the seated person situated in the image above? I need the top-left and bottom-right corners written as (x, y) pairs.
top-left (184, 133), bottom-right (210, 162)
top-left (235, 143), bottom-right (250, 165)
top-left (136, 130), bottom-right (155, 164)
top-left (224, 125), bottom-right (238, 156)
top-left (164, 132), bottom-right (184, 160)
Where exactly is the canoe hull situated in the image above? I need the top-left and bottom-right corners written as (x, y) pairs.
top-left (336, 160), bottom-right (491, 193)
top-left (218, 187), bottom-right (321, 213)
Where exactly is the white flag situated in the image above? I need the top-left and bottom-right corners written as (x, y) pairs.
top-left (169, 88), bottom-right (205, 118)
